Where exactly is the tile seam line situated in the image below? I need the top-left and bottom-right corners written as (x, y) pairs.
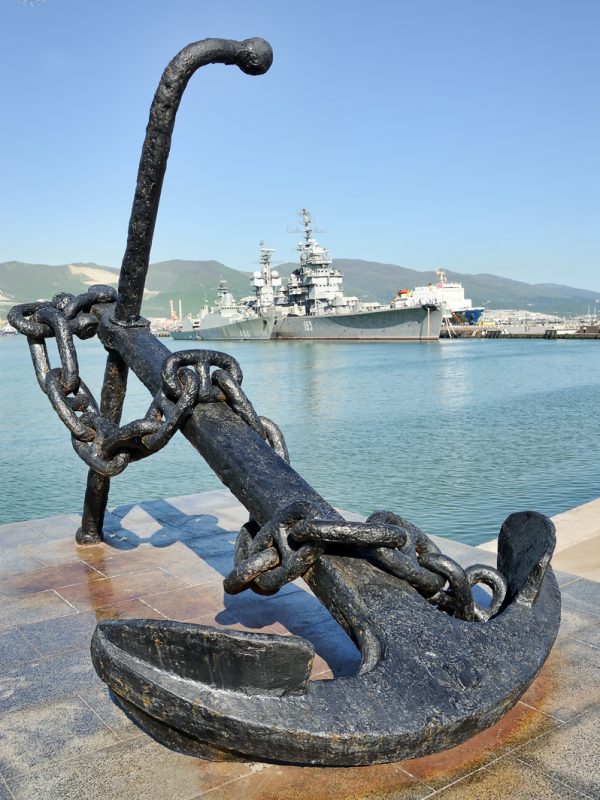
top-left (51, 589), bottom-right (80, 612)
top-left (560, 601), bottom-right (600, 619)
top-left (136, 596), bottom-right (169, 616)
top-left (157, 566), bottom-right (224, 585)
top-left (194, 767), bottom-right (272, 798)
top-left (52, 574), bottom-right (193, 609)
top-left (20, 546), bottom-right (79, 569)
top-left (13, 624), bottom-right (46, 657)
top-left (406, 710), bottom-right (580, 800)
top-left (4, 564), bottom-right (117, 592)
top-left (573, 637), bottom-right (600, 651)
top-left (76, 691), bottom-right (130, 740)
top-left (137, 597), bottom-right (169, 617)
top-left (0, 714), bottom-right (145, 785)
top-left (78, 560), bottom-right (177, 579)
top-left (516, 698), bottom-right (571, 722)
top-left (511, 755), bottom-right (596, 799)
top-left (410, 752), bottom-right (511, 798)
top-left (0, 772), bottom-right (16, 800)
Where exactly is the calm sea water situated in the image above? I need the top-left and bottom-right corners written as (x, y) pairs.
top-left (1, 335), bottom-right (599, 545)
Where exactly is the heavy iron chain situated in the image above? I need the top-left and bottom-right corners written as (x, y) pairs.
top-left (223, 510), bottom-right (507, 622)
top-left (10, 286), bottom-right (506, 621)
top-left (224, 508), bottom-right (508, 622)
top-left (8, 286), bottom-right (288, 477)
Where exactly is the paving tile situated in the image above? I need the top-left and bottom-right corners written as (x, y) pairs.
top-left (179, 533), bottom-right (237, 560)
top-left (196, 761), bottom-right (429, 800)
top-left (159, 554), bottom-right (232, 586)
top-left (574, 622), bottom-right (600, 650)
top-left (519, 640), bottom-right (600, 721)
top-left (0, 560), bottom-right (104, 600)
top-left (555, 572), bottom-right (581, 588)
top-left (560, 578), bottom-right (600, 617)
top-left (168, 514), bottom-right (235, 542)
top-left (399, 701), bottom-right (558, 791)
top-left (6, 736), bottom-right (253, 800)
top-left (101, 521), bottom-right (201, 551)
top-left (22, 537), bottom-right (92, 567)
top-left (0, 552), bottom-right (46, 577)
top-left (1, 493), bottom-right (597, 799)
top-left (80, 540), bottom-right (197, 578)
top-left (515, 709), bottom-right (600, 798)
top-left (17, 598), bottom-right (167, 657)
top-left (25, 513), bottom-right (82, 540)
top-left (555, 606), bottom-right (600, 645)
top-left (106, 503), bottom-right (162, 530)
top-left (0, 777), bottom-right (13, 800)
top-left (0, 522), bottom-right (45, 548)
top-left (430, 755), bottom-right (590, 799)
top-left (552, 535), bottom-right (600, 582)
top-left (0, 629), bottom-right (39, 671)
top-left (78, 684), bottom-right (145, 740)
top-left (0, 590), bottom-right (76, 632)
top-left (0, 649), bottom-right (99, 716)
top-left (163, 490), bottom-right (238, 518)
top-left (141, 583), bottom-right (241, 620)
top-left (186, 601), bottom-right (360, 680)
top-left (0, 695), bottom-right (119, 780)
top-left (214, 586), bottom-right (332, 632)
top-left (303, 618), bottom-right (361, 678)
top-left (56, 568), bottom-right (187, 611)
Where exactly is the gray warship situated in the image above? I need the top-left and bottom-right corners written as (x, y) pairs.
top-left (173, 210), bottom-right (443, 341)
top-left (171, 278), bottom-right (274, 341)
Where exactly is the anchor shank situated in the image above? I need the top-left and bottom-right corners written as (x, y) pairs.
top-left (96, 313), bottom-right (339, 526)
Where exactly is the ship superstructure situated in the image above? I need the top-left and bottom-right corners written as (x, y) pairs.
top-left (282, 209), bottom-right (358, 316)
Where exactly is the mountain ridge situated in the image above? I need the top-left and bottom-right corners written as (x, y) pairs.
top-left (1, 259), bottom-right (598, 318)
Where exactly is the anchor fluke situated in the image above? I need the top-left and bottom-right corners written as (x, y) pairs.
top-left (92, 620), bottom-right (314, 697)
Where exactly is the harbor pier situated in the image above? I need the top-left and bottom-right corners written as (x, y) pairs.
top-left (0, 490), bottom-right (598, 799)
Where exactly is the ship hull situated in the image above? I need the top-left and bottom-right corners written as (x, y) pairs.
top-left (172, 316), bottom-right (274, 341)
top-left (271, 305), bottom-right (442, 340)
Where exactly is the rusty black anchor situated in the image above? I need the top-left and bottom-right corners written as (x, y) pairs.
top-left (9, 37), bottom-right (560, 766)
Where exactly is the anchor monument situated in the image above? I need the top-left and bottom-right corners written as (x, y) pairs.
top-left (9, 37), bottom-right (560, 766)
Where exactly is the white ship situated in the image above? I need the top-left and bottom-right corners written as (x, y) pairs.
top-left (393, 270), bottom-right (484, 325)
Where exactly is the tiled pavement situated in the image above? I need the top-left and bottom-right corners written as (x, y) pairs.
top-left (0, 490), bottom-right (598, 799)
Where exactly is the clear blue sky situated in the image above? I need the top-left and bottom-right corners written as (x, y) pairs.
top-left (2, 0), bottom-right (599, 290)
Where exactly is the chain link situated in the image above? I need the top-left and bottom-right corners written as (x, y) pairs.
top-left (9, 287), bottom-right (291, 478)
top-left (225, 506), bottom-right (508, 622)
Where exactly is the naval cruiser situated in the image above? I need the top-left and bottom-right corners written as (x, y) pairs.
top-left (269, 210), bottom-right (442, 340)
top-left (172, 210), bottom-right (443, 341)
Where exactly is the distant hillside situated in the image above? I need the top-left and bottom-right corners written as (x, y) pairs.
top-left (142, 260), bottom-right (251, 317)
top-left (0, 260), bottom-right (249, 319)
top-left (1, 258), bottom-right (598, 319)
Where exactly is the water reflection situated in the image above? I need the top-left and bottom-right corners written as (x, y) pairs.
top-left (2, 336), bottom-right (600, 546)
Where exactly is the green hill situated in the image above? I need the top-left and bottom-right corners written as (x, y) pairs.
top-left (1, 258), bottom-right (598, 320)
